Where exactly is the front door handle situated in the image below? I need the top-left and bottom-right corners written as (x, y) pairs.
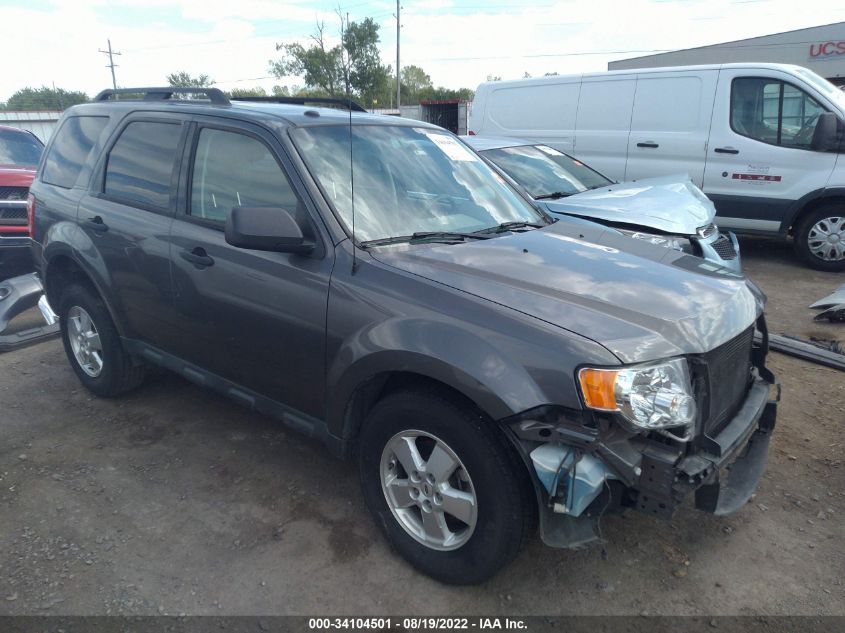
top-left (180, 247), bottom-right (215, 268)
top-left (83, 216), bottom-right (108, 233)
top-left (636, 142), bottom-right (659, 148)
top-left (714, 147), bottom-right (740, 154)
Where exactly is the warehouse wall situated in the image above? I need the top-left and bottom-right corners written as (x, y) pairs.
top-left (0, 111), bottom-right (62, 143)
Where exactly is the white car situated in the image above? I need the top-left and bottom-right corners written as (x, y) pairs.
top-left (464, 135), bottom-right (741, 272)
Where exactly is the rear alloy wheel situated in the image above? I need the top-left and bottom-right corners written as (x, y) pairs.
top-left (59, 283), bottom-right (145, 397)
top-left (795, 205), bottom-right (845, 271)
top-left (359, 387), bottom-right (535, 585)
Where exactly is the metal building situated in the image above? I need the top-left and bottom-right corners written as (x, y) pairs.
top-left (609, 22), bottom-right (845, 86)
top-left (0, 111), bottom-right (62, 142)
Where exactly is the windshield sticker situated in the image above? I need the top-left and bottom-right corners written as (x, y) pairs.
top-left (537, 145), bottom-right (564, 156)
top-left (424, 133), bottom-right (478, 162)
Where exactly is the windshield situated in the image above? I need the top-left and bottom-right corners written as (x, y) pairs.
top-left (0, 129), bottom-right (43, 167)
top-left (291, 124), bottom-right (544, 244)
top-left (794, 67), bottom-right (845, 111)
top-left (480, 145), bottom-right (612, 199)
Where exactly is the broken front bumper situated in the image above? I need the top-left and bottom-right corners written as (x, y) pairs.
top-left (0, 272), bottom-right (60, 352)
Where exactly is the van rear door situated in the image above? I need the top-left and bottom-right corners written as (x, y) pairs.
top-left (702, 67), bottom-right (837, 234)
top-left (624, 70), bottom-right (717, 187)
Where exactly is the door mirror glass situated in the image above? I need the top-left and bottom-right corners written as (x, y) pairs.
top-left (225, 206), bottom-right (314, 254)
top-left (810, 111), bottom-right (840, 152)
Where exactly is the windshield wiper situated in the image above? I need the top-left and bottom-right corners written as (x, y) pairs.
top-left (360, 231), bottom-right (492, 248)
top-left (535, 191), bottom-right (575, 200)
top-left (474, 221), bottom-right (546, 235)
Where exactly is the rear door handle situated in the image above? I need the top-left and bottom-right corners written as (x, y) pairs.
top-left (714, 147), bottom-right (740, 154)
top-left (636, 142), bottom-right (659, 148)
top-left (180, 247), bottom-right (215, 268)
top-left (83, 216), bottom-right (108, 233)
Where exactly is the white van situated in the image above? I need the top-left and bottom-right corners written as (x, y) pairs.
top-left (469, 63), bottom-right (845, 270)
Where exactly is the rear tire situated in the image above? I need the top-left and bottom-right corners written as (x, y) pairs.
top-left (794, 204), bottom-right (845, 271)
top-left (358, 386), bottom-right (535, 584)
top-left (59, 283), bottom-right (145, 397)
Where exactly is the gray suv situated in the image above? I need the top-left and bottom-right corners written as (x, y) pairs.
top-left (30, 87), bottom-right (778, 585)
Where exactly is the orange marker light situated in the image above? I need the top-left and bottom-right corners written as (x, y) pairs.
top-left (578, 368), bottom-right (619, 411)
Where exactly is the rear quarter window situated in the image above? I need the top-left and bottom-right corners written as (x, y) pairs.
top-left (41, 116), bottom-right (109, 189)
top-left (103, 120), bottom-right (182, 210)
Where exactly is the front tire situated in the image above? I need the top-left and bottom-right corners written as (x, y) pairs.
top-left (358, 387), bottom-right (535, 584)
top-left (59, 283), bottom-right (145, 397)
top-left (794, 205), bottom-right (845, 271)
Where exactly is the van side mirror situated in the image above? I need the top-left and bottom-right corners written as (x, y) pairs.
top-left (225, 206), bottom-right (314, 254)
top-left (810, 112), bottom-right (839, 152)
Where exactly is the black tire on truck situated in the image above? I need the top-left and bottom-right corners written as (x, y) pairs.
top-left (358, 386), bottom-right (536, 584)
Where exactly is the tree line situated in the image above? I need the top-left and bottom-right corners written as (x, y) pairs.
top-left (1, 14), bottom-right (492, 111)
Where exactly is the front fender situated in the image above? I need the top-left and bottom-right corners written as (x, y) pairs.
top-left (326, 318), bottom-right (547, 437)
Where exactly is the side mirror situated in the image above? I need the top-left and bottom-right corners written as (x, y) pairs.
top-left (810, 112), bottom-right (839, 152)
top-left (225, 206), bottom-right (314, 254)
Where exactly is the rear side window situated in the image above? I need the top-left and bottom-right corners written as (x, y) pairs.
top-left (189, 128), bottom-right (299, 225)
top-left (731, 78), bottom-right (827, 149)
top-left (104, 121), bottom-right (181, 209)
top-left (41, 116), bottom-right (108, 188)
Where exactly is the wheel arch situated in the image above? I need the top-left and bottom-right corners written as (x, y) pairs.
top-left (783, 188), bottom-right (845, 235)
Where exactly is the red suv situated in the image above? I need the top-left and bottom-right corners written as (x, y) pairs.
top-left (0, 125), bottom-right (43, 279)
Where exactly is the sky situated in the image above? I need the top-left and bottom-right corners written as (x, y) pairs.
top-left (1, 0), bottom-right (843, 103)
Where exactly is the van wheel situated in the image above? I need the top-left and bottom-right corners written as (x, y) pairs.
top-left (59, 283), bottom-right (145, 397)
top-left (358, 387), bottom-right (535, 585)
top-left (794, 205), bottom-right (845, 271)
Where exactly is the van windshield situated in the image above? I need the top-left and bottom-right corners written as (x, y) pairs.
top-left (480, 145), bottom-right (612, 199)
top-left (291, 124), bottom-right (545, 244)
top-left (794, 67), bottom-right (845, 111)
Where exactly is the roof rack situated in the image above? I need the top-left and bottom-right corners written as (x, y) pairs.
top-left (231, 96), bottom-right (367, 112)
top-left (93, 87), bottom-right (230, 106)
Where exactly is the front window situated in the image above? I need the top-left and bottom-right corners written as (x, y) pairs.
top-left (291, 124), bottom-right (544, 244)
top-left (0, 128), bottom-right (43, 168)
top-left (480, 145), bottom-right (612, 198)
top-left (731, 77), bottom-right (828, 149)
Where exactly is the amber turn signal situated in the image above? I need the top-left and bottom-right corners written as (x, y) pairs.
top-left (578, 368), bottom-right (619, 411)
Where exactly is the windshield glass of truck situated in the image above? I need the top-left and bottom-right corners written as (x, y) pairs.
top-left (0, 129), bottom-right (43, 167)
top-left (292, 124), bottom-right (544, 243)
top-left (481, 145), bottom-right (612, 199)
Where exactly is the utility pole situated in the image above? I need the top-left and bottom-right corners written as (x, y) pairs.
top-left (394, 1), bottom-right (401, 109)
top-left (98, 39), bottom-right (121, 90)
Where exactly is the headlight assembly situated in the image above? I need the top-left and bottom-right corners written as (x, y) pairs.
top-left (578, 359), bottom-right (696, 430)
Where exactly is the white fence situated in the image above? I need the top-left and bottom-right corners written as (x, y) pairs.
top-left (0, 111), bottom-right (62, 143)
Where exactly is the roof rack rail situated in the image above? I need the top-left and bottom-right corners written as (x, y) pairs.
top-left (231, 96), bottom-right (367, 112)
top-left (93, 87), bottom-right (230, 106)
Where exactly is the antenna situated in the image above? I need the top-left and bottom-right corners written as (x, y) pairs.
top-left (345, 11), bottom-right (358, 274)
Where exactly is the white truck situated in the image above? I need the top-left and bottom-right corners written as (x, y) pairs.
top-left (469, 63), bottom-right (845, 270)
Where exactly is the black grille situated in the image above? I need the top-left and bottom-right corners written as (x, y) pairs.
top-left (0, 205), bottom-right (27, 225)
top-left (0, 186), bottom-right (28, 201)
top-left (700, 327), bottom-right (754, 436)
top-left (711, 234), bottom-right (738, 260)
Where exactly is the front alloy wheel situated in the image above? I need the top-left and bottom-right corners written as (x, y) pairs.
top-left (806, 215), bottom-right (845, 263)
top-left (380, 430), bottom-right (478, 551)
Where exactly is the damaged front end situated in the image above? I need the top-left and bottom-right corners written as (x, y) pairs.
top-left (501, 316), bottom-right (779, 549)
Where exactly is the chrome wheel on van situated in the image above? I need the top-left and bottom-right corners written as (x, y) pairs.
top-left (67, 306), bottom-right (103, 377)
top-left (807, 216), bottom-right (845, 262)
top-left (380, 430), bottom-right (478, 551)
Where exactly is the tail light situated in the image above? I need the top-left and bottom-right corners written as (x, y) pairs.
top-left (468, 130), bottom-right (476, 136)
top-left (26, 192), bottom-right (35, 237)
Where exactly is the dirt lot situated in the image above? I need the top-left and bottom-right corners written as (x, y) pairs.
top-left (0, 237), bottom-right (843, 616)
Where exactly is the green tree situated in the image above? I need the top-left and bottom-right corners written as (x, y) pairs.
top-left (269, 15), bottom-right (392, 108)
top-left (401, 65), bottom-right (432, 105)
top-left (228, 86), bottom-right (268, 98)
top-left (166, 71), bottom-right (214, 87)
top-left (3, 86), bottom-right (88, 111)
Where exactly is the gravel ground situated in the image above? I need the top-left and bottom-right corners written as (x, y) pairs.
top-left (0, 237), bottom-right (842, 616)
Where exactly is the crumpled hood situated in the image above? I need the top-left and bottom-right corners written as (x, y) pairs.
top-left (541, 175), bottom-right (715, 235)
top-left (0, 165), bottom-right (36, 187)
top-left (370, 220), bottom-right (764, 363)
